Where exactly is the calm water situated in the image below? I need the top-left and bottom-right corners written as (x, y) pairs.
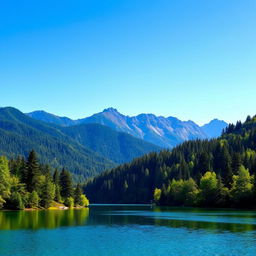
top-left (0, 205), bottom-right (256, 256)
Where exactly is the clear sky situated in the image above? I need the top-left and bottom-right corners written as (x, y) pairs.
top-left (0, 0), bottom-right (255, 125)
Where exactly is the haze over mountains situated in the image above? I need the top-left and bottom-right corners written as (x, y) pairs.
top-left (28, 108), bottom-right (228, 148)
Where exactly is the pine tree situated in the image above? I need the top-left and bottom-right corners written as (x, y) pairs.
top-left (53, 169), bottom-right (61, 202)
top-left (232, 153), bottom-right (242, 174)
top-left (40, 164), bottom-right (51, 179)
top-left (54, 185), bottom-right (61, 202)
top-left (59, 168), bottom-right (73, 199)
top-left (53, 169), bottom-right (59, 184)
top-left (74, 183), bottom-right (83, 206)
top-left (41, 179), bottom-right (55, 208)
top-left (26, 150), bottom-right (40, 192)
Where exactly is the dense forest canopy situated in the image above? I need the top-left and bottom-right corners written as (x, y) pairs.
top-left (84, 115), bottom-right (256, 208)
top-left (0, 150), bottom-right (89, 210)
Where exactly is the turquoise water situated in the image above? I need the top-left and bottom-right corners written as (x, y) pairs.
top-left (0, 205), bottom-right (256, 256)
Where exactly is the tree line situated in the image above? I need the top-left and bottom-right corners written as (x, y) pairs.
top-left (0, 150), bottom-right (89, 210)
top-left (85, 115), bottom-right (256, 208)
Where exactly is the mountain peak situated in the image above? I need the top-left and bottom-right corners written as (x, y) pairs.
top-left (103, 107), bottom-right (119, 113)
top-left (201, 119), bottom-right (228, 138)
top-left (208, 118), bottom-right (226, 124)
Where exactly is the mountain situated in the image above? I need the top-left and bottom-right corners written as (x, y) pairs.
top-left (0, 107), bottom-right (114, 181)
top-left (27, 110), bottom-right (76, 126)
top-left (60, 123), bottom-right (161, 164)
top-left (84, 115), bottom-right (256, 207)
top-left (0, 107), bottom-right (160, 180)
top-left (201, 119), bottom-right (228, 138)
top-left (79, 108), bottom-right (208, 148)
top-left (29, 108), bottom-right (225, 148)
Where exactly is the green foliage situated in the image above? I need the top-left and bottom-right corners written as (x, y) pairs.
top-left (64, 197), bottom-right (74, 208)
top-left (0, 107), bottom-right (160, 182)
top-left (60, 169), bottom-right (73, 199)
top-left (28, 191), bottom-right (40, 208)
top-left (40, 179), bottom-right (55, 208)
top-left (80, 195), bottom-right (89, 207)
top-left (167, 178), bottom-right (199, 206)
top-left (153, 188), bottom-right (161, 203)
top-left (230, 165), bottom-right (253, 207)
top-left (197, 172), bottom-right (229, 207)
top-left (61, 123), bottom-right (161, 164)
top-left (54, 185), bottom-right (62, 202)
top-left (85, 115), bottom-right (256, 208)
top-left (0, 150), bottom-right (89, 210)
top-left (199, 171), bottom-right (219, 206)
top-left (0, 156), bottom-right (11, 208)
top-left (0, 107), bottom-right (114, 181)
top-left (9, 192), bottom-right (24, 210)
top-left (74, 183), bottom-right (83, 206)
top-left (26, 150), bottom-right (41, 192)
top-left (53, 169), bottom-right (62, 202)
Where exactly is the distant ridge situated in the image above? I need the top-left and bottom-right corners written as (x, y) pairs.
top-left (0, 107), bottom-right (160, 181)
top-left (28, 108), bottom-right (228, 148)
top-left (28, 110), bottom-right (76, 126)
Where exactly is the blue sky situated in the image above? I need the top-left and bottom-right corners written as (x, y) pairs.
top-left (0, 0), bottom-right (255, 125)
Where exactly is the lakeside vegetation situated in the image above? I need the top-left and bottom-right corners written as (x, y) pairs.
top-left (1, 115), bottom-right (256, 210)
top-left (85, 115), bottom-right (256, 208)
top-left (0, 150), bottom-right (89, 210)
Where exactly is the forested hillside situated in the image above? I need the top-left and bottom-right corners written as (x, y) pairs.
top-left (0, 150), bottom-right (89, 210)
top-left (0, 107), bottom-right (160, 181)
top-left (61, 123), bottom-right (161, 164)
top-left (84, 115), bottom-right (256, 208)
top-left (0, 107), bottom-right (114, 181)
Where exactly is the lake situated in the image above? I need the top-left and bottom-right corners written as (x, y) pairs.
top-left (0, 205), bottom-right (256, 256)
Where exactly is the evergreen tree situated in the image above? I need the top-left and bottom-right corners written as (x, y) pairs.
top-left (28, 191), bottom-right (40, 208)
top-left (40, 164), bottom-right (51, 179)
top-left (41, 179), bottom-right (55, 208)
top-left (9, 156), bottom-right (26, 177)
top-left (53, 169), bottom-right (59, 184)
top-left (54, 185), bottom-right (61, 202)
top-left (9, 192), bottom-right (24, 210)
top-left (232, 153), bottom-right (242, 174)
top-left (74, 183), bottom-right (83, 206)
top-left (60, 168), bottom-right (73, 199)
top-left (53, 168), bottom-right (61, 202)
top-left (26, 150), bottom-right (40, 192)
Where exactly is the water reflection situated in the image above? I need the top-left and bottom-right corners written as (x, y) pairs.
top-left (89, 205), bottom-right (256, 233)
top-left (0, 208), bottom-right (89, 230)
top-left (0, 206), bottom-right (256, 233)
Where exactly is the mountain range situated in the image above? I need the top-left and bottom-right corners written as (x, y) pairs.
top-left (0, 107), bottom-right (160, 181)
top-left (0, 106), bottom-right (227, 181)
top-left (28, 108), bottom-right (228, 148)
